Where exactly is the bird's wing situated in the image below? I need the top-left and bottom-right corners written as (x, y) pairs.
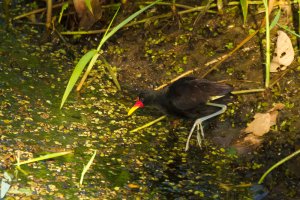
top-left (167, 78), bottom-right (232, 110)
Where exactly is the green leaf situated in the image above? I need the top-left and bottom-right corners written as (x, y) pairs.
top-left (277, 23), bottom-right (300, 38)
top-left (15, 151), bottom-right (72, 166)
top-left (270, 9), bottom-right (281, 30)
top-left (98, 0), bottom-right (161, 50)
top-left (80, 150), bottom-right (97, 185)
top-left (85, 0), bottom-right (93, 15)
top-left (240, 0), bottom-right (248, 24)
top-left (58, 2), bottom-right (69, 23)
top-left (60, 50), bottom-right (97, 108)
top-left (62, 0), bottom-right (160, 107)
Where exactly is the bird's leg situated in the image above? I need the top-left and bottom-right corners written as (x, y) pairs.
top-left (185, 102), bottom-right (227, 151)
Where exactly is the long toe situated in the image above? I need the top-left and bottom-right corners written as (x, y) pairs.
top-left (196, 122), bottom-right (205, 148)
top-left (186, 123), bottom-right (197, 151)
top-left (196, 125), bottom-right (201, 147)
top-left (186, 119), bottom-right (205, 150)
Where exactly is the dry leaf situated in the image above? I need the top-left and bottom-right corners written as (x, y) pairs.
top-left (268, 102), bottom-right (285, 112)
top-left (233, 135), bottom-right (262, 155)
top-left (269, 110), bottom-right (278, 126)
top-left (270, 31), bottom-right (294, 72)
top-left (234, 103), bottom-right (285, 154)
top-left (245, 113), bottom-right (271, 136)
top-left (268, 103), bottom-right (284, 126)
top-left (244, 103), bottom-right (285, 136)
top-left (243, 134), bottom-right (262, 145)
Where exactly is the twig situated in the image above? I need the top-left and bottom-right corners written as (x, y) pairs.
top-left (270, 66), bottom-right (296, 87)
top-left (46, 0), bottom-right (52, 30)
top-left (60, 5), bottom-right (218, 35)
top-left (13, 2), bottom-right (120, 20)
top-left (59, 0), bottom-right (284, 36)
top-left (129, 115), bottom-right (167, 133)
top-left (154, 0), bottom-right (279, 89)
top-left (231, 89), bottom-right (265, 94)
top-left (201, 29), bottom-right (259, 78)
top-left (144, 1), bottom-right (194, 9)
top-left (155, 71), bottom-right (195, 90)
top-left (13, 2), bottom-right (65, 20)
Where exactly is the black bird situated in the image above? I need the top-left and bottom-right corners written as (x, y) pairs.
top-left (128, 76), bottom-right (233, 150)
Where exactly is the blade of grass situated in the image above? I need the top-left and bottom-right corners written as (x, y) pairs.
top-left (258, 149), bottom-right (300, 184)
top-left (298, 0), bottom-right (300, 39)
top-left (58, 2), bottom-right (68, 23)
top-left (80, 150), bottom-right (97, 185)
top-left (77, 6), bottom-right (121, 91)
top-left (76, 53), bottom-right (100, 91)
top-left (97, 5), bottom-right (121, 51)
top-left (16, 166), bottom-right (29, 175)
top-left (217, 0), bottom-right (223, 14)
top-left (263, 0), bottom-right (270, 88)
top-left (98, 0), bottom-right (161, 50)
top-left (77, 0), bottom-right (160, 91)
top-left (130, 115), bottom-right (167, 133)
top-left (85, 0), bottom-right (93, 15)
top-left (62, 0), bottom-right (162, 108)
top-left (270, 9), bottom-right (281, 30)
top-left (15, 151), bottom-right (72, 166)
top-left (277, 23), bottom-right (300, 38)
top-left (240, 0), bottom-right (248, 23)
top-left (60, 49), bottom-right (97, 108)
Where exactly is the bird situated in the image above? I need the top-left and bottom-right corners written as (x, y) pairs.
top-left (128, 76), bottom-right (233, 150)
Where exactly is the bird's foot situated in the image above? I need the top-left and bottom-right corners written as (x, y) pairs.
top-left (185, 118), bottom-right (205, 151)
top-left (184, 103), bottom-right (227, 151)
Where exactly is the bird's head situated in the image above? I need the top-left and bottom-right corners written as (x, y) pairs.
top-left (127, 90), bottom-right (156, 116)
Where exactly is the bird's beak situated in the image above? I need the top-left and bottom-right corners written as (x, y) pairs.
top-left (128, 100), bottom-right (144, 116)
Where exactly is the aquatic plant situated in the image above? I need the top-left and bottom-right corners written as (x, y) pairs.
top-left (259, 149), bottom-right (300, 184)
top-left (262, 0), bottom-right (271, 88)
top-left (60, 0), bottom-right (161, 108)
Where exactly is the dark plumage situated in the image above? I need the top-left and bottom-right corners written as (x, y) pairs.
top-left (128, 76), bottom-right (233, 118)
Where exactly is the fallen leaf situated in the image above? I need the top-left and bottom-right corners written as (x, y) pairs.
top-left (268, 103), bottom-right (284, 126)
top-left (244, 134), bottom-right (262, 144)
top-left (244, 113), bottom-right (271, 136)
top-left (271, 31), bottom-right (294, 72)
top-left (244, 103), bottom-right (285, 136)
top-left (268, 102), bottom-right (285, 112)
top-left (234, 103), bottom-right (285, 154)
top-left (269, 110), bottom-right (278, 126)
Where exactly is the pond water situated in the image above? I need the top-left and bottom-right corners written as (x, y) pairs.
top-left (1, 2), bottom-right (300, 199)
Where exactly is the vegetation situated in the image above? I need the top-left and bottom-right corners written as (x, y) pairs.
top-left (1, 0), bottom-right (300, 199)
top-left (60, 0), bottom-right (161, 108)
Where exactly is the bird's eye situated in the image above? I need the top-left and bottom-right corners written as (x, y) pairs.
top-left (140, 97), bottom-right (144, 102)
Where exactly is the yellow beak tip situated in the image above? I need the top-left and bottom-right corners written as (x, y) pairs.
top-left (127, 106), bottom-right (140, 116)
